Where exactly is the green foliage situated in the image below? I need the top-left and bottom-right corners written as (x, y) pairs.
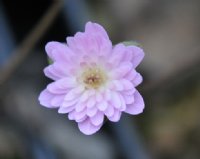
top-left (122, 41), bottom-right (141, 47)
top-left (48, 58), bottom-right (53, 65)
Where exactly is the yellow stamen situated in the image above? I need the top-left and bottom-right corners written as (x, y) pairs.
top-left (80, 66), bottom-right (107, 89)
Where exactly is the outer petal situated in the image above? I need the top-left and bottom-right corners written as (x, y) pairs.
top-left (123, 88), bottom-right (136, 96)
top-left (109, 91), bottom-right (122, 109)
top-left (124, 90), bottom-right (144, 115)
top-left (97, 101), bottom-right (108, 111)
top-left (118, 94), bottom-right (126, 111)
top-left (38, 89), bottom-right (58, 108)
top-left (104, 89), bottom-right (111, 101)
top-left (78, 118), bottom-right (103, 135)
top-left (58, 106), bottom-right (74, 114)
top-left (111, 80), bottom-right (124, 91)
top-left (44, 62), bottom-right (72, 80)
top-left (122, 94), bottom-right (135, 105)
top-left (86, 97), bottom-right (96, 108)
top-left (124, 69), bottom-right (137, 81)
top-left (110, 62), bottom-right (133, 79)
top-left (90, 111), bottom-right (104, 126)
top-left (109, 44), bottom-right (126, 67)
top-left (67, 22), bottom-right (112, 57)
top-left (109, 43), bottom-right (144, 68)
top-left (50, 94), bottom-right (65, 106)
top-left (108, 110), bottom-right (122, 122)
top-left (74, 110), bottom-right (87, 122)
top-left (64, 86), bottom-right (85, 101)
top-left (85, 21), bottom-right (109, 40)
top-left (45, 41), bottom-right (74, 62)
top-left (79, 90), bottom-right (90, 103)
top-left (126, 46), bottom-right (144, 68)
top-left (86, 106), bottom-right (98, 117)
top-left (43, 65), bottom-right (58, 80)
top-left (104, 105), bottom-right (114, 117)
top-left (75, 102), bottom-right (86, 112)
top-left (47, 77), bottom-right (77, 94)
top-left (62, 98), bottom-right (79, 107)
top-left (120, 79), bottom-right (135, 90)
top-left (68, 111), bottom-right (76, 120)
top-left (66, 32), bottom-right (91, 54)
top-left (132, 73), bottom-right (143, 86)
top-left (95, 92), bottom-right (103, 102)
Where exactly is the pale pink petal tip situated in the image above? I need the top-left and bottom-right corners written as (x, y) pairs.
top-left (125, 91), bottom-right (145, 115)
top-left (78, 119), bottom-right (103, 135)
top-left (38, 89), bottom-right (57, 108)
top-left (85, 21), bottom-right (109, 40)
top-left (128, 46), bottom-right (145, 68)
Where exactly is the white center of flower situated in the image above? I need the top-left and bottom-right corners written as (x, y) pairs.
top-left (80, 67), bottom-right (107, 89)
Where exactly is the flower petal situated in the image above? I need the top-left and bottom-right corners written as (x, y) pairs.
top-left (43, 66), bottom-right (58, 80)
top-left (47, 77), bottom-right (77, 94)
top-left (64, 86), bottom-right (85, 101)
top-left (74, 110), bottom-right (87, 122)
top-left (123, 88), bottom-right (136, 96)
top-left (127, 46), bottom-right (144, 68)
top-left (132, 73), bottom-right (143, 86)
top-left (44, 63), bottom-right (70, 80)
top-left (95, 92), bottom-right (103, 102)
top-left (45, 41), bottom-right (74, 62)
top-left (120, 79), bottom-right (134, 90)
top-left (86, 97), bottom-right (96, 108)
top-left (75, 102), bottom-right (86, 112)
top-left (78, 118), bottom-right (102, 135)
top-left (85, 22), bottom-right (109, 40)
top-left (125, 69), bottom-right (137, 81)
top-left (58, 106), bottom-right (74, 114)
top-left (90, 111), bottom-right (104, 126)
top-left (86, 22), bottom-right (112, 56)
top-left (76, 116), bottom-right (87, 122)
top-left (110, 80), bottom-right (124, 91)
top-left (47, 83), bottom-right (68, 94)
top-left (104, 89), bottom-right (111, 101)
top-left (108, 110), bottom-right (122, 122)
top-left (68, 111), bottom-right (76, 120)
top-left (109, 92), bottom-right (121, 109)
top-left (51, 95), bottom-right (65, 106)
top-left (97, 101), bottom-right (108, 111)
top-left (108, 44), bottom-right (126, 67)
top-left (123, 94), bottom-right (135, 105)
top-left (61, 98), bottom-right (79, 107)
top-left (67, 32), bottom-right (91, 54)
top-left (104, 105), bottom-right (114, 117)
top-left (67, 22), bottom-right (112, 57)
top-left (118, 94), bottom-right (126, 111)
top-left (80, 90), bottom-right (94, 103)
top-left (110, 62), bottom-right (133, 79)
top-left (38, 89), bottom-right (56, 108)
top-left (124, 90), bottom-right (144, 115)
top-left (87, 106), bottom-right (98, 117)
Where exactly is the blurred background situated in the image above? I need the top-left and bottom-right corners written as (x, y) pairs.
top-left (0, 0), bottom-right (200, 159)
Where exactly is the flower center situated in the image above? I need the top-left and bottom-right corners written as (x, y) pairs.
top-left (81, 67), bottom-right (107, 89)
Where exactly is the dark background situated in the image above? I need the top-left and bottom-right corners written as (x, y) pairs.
top-left (0, 0), bottom-right (200, 159)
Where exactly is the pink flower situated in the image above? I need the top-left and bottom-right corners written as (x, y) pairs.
top-left (38, 22), bottom-right (145, 135)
